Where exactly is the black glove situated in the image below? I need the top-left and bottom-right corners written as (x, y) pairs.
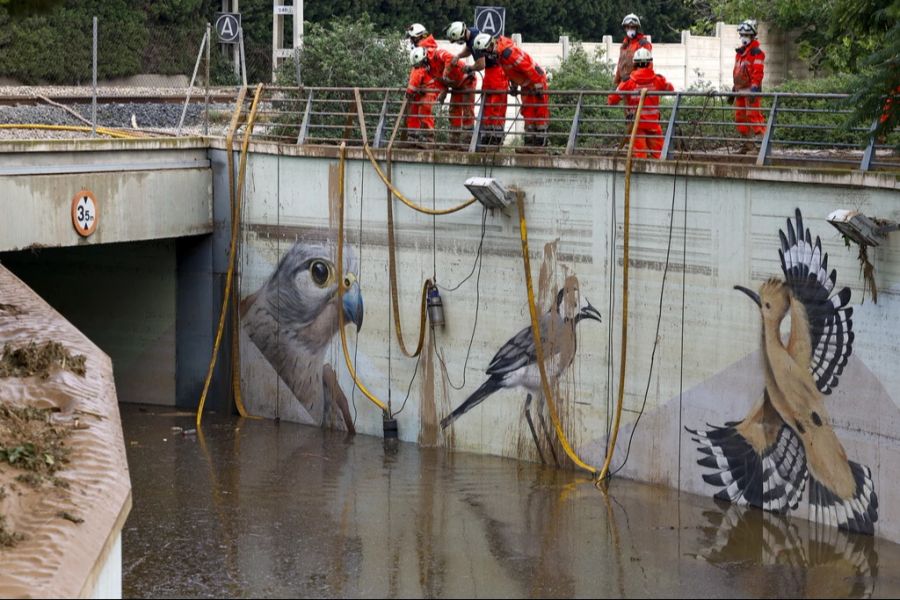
top-left (508, 84), bottom-right (519, 97)
top-left (750, 85), bottom-right (761, 93)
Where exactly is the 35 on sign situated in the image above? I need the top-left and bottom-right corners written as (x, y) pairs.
top-left (71, 190), bottom-right (98, 237)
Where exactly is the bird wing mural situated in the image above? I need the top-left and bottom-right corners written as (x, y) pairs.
top-left (778, 208), bottom-right (854, 395)
top-left (688, 208), bottom-right (878, 536)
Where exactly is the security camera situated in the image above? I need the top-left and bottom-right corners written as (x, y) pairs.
top-left (827, 210), bottom-right (899, 247)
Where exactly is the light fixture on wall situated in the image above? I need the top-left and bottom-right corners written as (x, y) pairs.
top-left (465, 177), bottom-right (514, 210)
top-left (827, 210), bottom-right (900, 247)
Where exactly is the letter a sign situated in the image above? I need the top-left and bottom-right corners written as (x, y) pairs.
top-left (214, 12), bottom-right (241, 44)
top-left (474, 6), bottom-right (505, 37)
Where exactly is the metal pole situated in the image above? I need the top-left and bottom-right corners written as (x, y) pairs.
top-left (239, 27), bottom-right (248, 86)
top-left (92, 16), bottom-right (97, 137)
top-left (205, 22), bottom-right (211, 136)
top-left (756, 93), bottom-right (779, 167)
top-left (178, 29), bottom-right (209, 136)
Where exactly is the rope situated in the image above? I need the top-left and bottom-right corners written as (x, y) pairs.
top-left (515, 190), bottom-right (598, 477)
top-left (337, 143), bottom-right (390, 414)
top-left (196, 84), bottom-right (259, 427)
top-left (363, 144), bottom-right (476, 215)
top-left (598, 88), bottom-right (647, 483)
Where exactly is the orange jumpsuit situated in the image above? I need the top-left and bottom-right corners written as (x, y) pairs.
top-left (614, 34), bottom-right (653, 86)
top-left (494, 36), bottom-right (549, 132)
top-left (733, 39), bottom-right (766, 137)
top-left (406, 35), bottom-right (440, 132)
top-left (608, 66), bottom-right (674, 159)
top-left (440, 53), bottom-right (477, 129)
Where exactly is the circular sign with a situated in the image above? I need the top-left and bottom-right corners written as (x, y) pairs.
top-left (475, 7), bottom-right (506, 37)
top-left (71, 190), bottom-right (98, 237)
top-left (215, 13), bottom-right (241, 44)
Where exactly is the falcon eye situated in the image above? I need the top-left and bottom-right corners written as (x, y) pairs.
top-left (765, 302), bottom-right (771, 309)
top-left (309, 260), bottom-right (331, 287)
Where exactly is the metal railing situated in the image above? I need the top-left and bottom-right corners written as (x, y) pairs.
top-left (242, 86), bottom-right (899, 172)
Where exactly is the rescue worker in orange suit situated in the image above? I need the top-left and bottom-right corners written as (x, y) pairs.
top-left (405, 24), bottom-right (440, 145)
top-left (446, 21), bottom-right (509, 148)
top-left (614, 14), bottom-right (653, 87)
top-left (409, 45), bottom-right (477, 147)
top-left (473, 33), bottom-right (549, 149)
top-left (732, 20), bottom-right (766, 153)
top-left (608, 48), bottom-right (675, 159)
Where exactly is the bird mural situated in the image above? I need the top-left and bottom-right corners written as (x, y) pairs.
top-left (688, 208), bottom-right (878, 535)
top-left (240, 238), bottom-right (363, 431)
top-left (441, 278), bottom-right (601, 430)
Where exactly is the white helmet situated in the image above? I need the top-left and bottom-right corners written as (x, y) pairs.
top-left (622, 13), bottom-right (641, 28)
top-left (633, 48), bottom-right (652, 64)
top-left (446, 21), bottom-right (466, 42)
top-left (409, 46), bottom-right (428, 67)
top-left (406, 23), bottom-right (428, 40)
top-left (472, 32), bottom-right (494, 52)
top-left (737, 19), bottom-right (757, 36)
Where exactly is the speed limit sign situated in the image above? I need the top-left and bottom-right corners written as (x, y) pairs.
top-left (71, 190), bottom-right (98, 237)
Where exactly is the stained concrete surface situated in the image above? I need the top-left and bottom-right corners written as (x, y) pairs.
top-left (121, 405), bottom-right (900, 599)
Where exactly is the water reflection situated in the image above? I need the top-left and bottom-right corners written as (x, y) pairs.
top-left (122, 407), bottom-right (897, 599)
top-left (695, 503), bottom-right (878, 598)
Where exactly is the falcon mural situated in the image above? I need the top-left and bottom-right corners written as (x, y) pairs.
top-left (687, 209), bottom-right (878, 534)
top-left (240, 238), bottom-right (362, 431)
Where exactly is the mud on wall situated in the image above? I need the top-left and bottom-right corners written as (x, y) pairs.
top-left (222, 146), bottom-right (900, 542)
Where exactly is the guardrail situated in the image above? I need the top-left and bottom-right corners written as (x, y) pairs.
top-left (242, 86), bottom-right (898, 172)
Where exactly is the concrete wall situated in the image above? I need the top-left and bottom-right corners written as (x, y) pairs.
top-left (228, 142), bottom-right (900, 541)
top-left (0, 139), bottom-right (213, 252)
top-left (436, 22), bottom-right (802, 91)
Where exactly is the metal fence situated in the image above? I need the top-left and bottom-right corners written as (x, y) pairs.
top-left (244, 87), bottom-right (900, 172)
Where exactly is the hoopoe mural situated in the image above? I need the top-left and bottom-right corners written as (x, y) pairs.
top-left (688, 209), bottom-right (879, 535)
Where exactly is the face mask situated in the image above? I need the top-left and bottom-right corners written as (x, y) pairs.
top-left (740, 36), bottom-right (752, 46)
top-left (626, 29), bottom-right (637, 38)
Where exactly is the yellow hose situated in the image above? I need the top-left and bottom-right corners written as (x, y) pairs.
top-left (384, 150), bottom-right (430, 358)
top-left (0, 123), bottom-right (135, 139)
top-left (337, 143), bottom-right (390, 414)
top-left (364, 144), bottom-right (476, 215)
top-left (515, 190), bottom-right (598, 476)
top-left (196, 84), bottom-right (262, 427)
top-left (598, 88), bottom-right (647, 483)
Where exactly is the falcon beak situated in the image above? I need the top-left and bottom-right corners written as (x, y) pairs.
top-left (734, 285), bottom-right (761, 307)
top-left (342, 282), bottom-right (364, 331)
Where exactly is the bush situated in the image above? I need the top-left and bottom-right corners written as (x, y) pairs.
top-left (267, 15), bottom-right (408, 144)
top-left (547, 44), bottom-right (617, 150)
top-left (773, 74), bottom-right (869, 146)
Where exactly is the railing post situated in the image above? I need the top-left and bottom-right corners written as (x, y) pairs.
top-left (353, 87), bottom-right (369, 146)
top-left (756, 93), bottom-right (779, 167)
top-left (469, 92), bottom-right (487, 153)
top-left (860, 117), bottom-right (879, 172)
top-left (565, 92), bottom-right (584, 155)
top-left (297, 89), bottom-right (313, 145)
top-left (660, 92), bottom-right (682, 160)
top-left (372, 90), bottom-right (390, 149)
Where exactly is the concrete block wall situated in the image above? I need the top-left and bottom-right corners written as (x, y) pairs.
top-left (229, 144), bottom-right (900, 543)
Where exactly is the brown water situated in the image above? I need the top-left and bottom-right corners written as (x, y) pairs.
top-left (121, 405), bottom-right (900, 598)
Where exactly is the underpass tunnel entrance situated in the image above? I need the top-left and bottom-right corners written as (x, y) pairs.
top-left (0, 235), bottom-right (227, 411)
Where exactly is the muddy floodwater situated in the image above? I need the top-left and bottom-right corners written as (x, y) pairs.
top-left (121, 405), bottom-right (900, 598)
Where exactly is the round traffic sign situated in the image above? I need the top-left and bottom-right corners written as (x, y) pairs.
top-left (215, 13), bottom-right (241, 44)
top-left (71, 190), bottom-right (98, 237)
top-left (475, 7), bottom-right (505, 36)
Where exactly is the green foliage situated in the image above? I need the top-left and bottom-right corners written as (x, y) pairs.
top-left (547, 45), bottom-right (618, 149)
top-left (277, 16), bottom-right (408, 88)
top-left (267, 16), bottom-right (408, 144)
